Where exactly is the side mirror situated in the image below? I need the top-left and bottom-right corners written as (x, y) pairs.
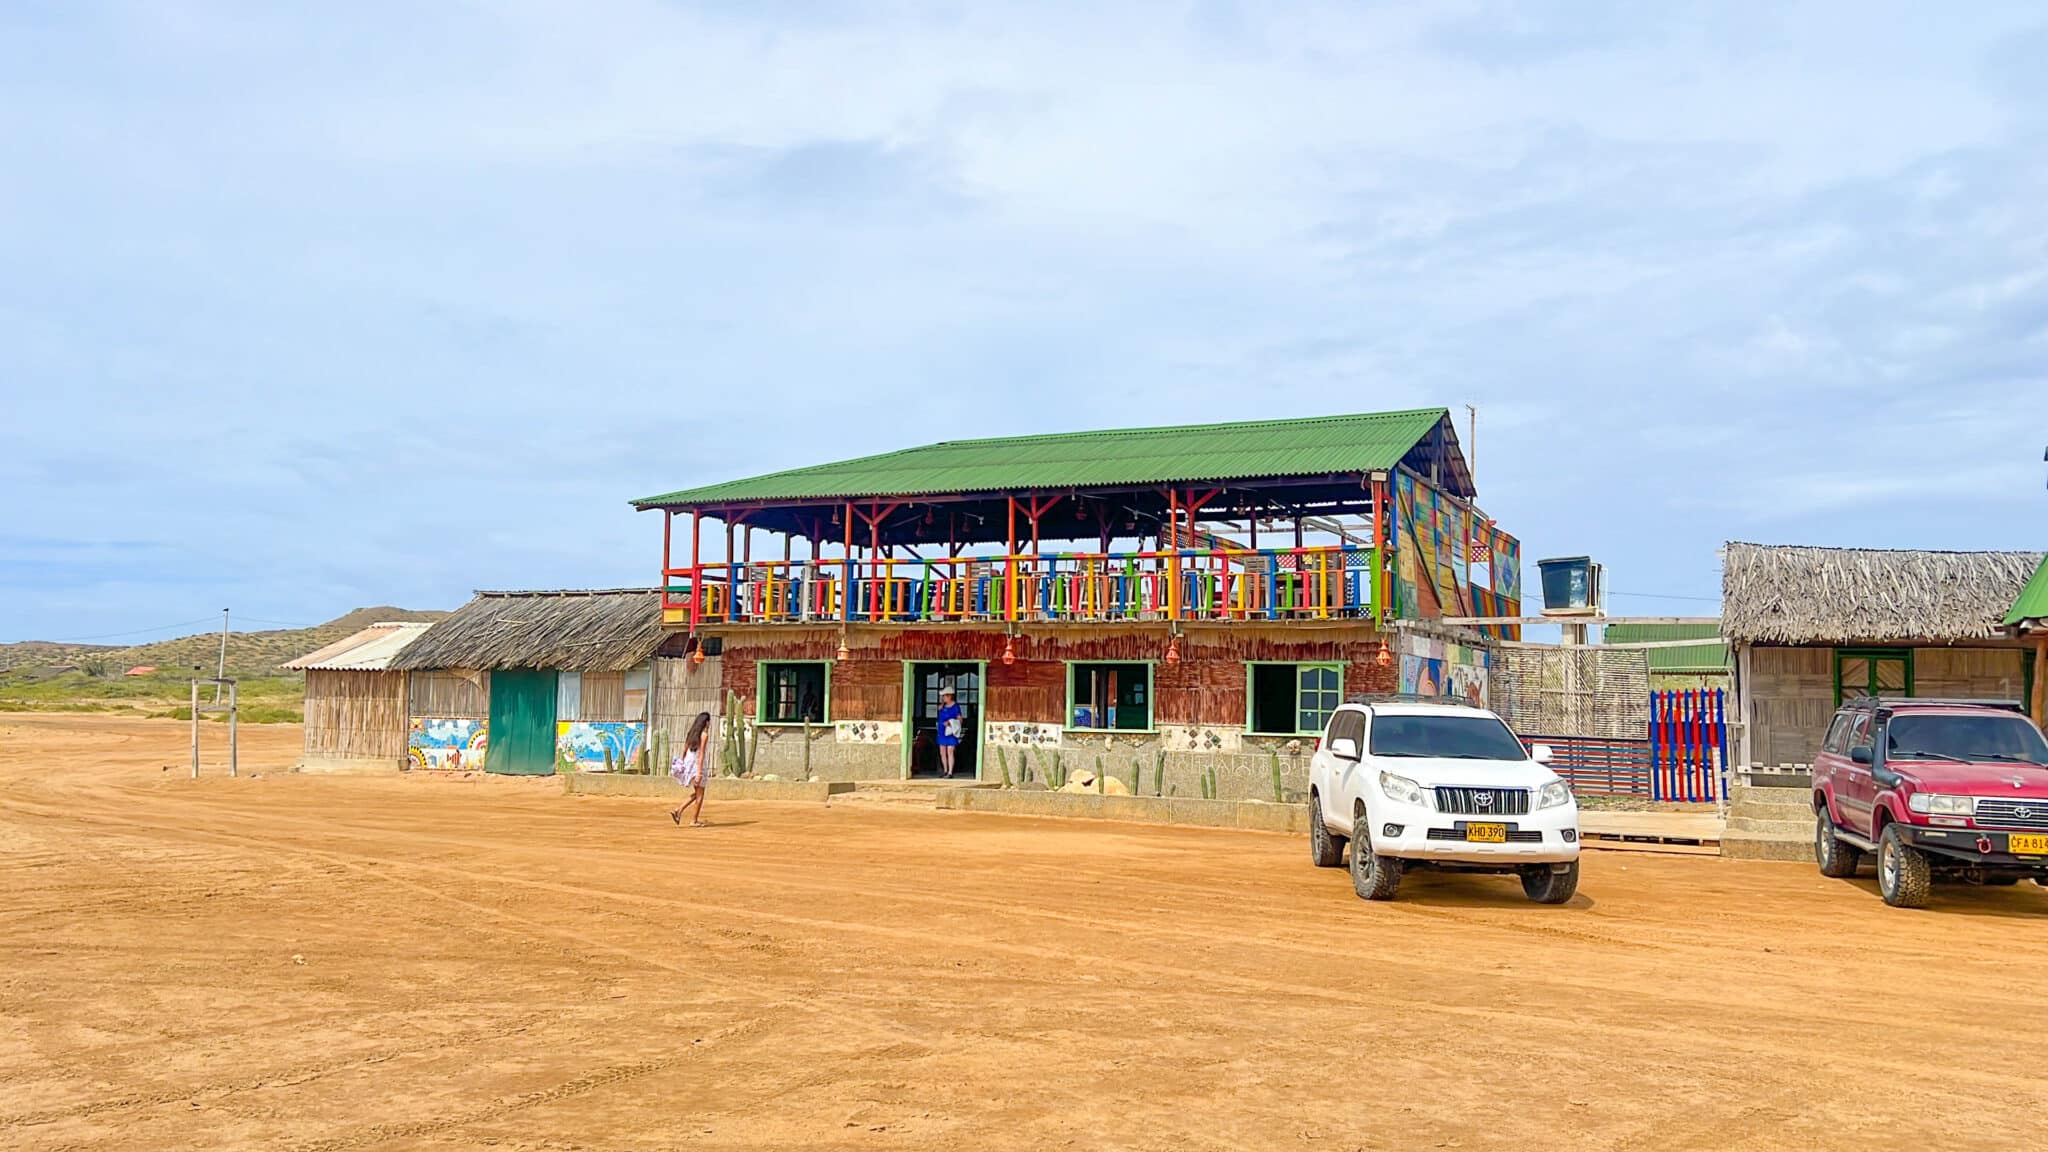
top-left (1850, 747), bottom-right (1873, 765)
top-left (1328, 737), bottom-right (1360, 761)
top-left (1531, 743), bottom-right (1555, 765)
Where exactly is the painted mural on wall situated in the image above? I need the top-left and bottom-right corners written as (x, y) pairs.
top-left (834, 719), bottom-right (902, 745)
top-left (554, 721), bottom-right (646, 773)
top-left (1398, 635), bottom-right (1490, 709)
top-left (1393, 473), bottom-right (1471, 618)
top-left (409, 718), bottom-right (487, 772)
top-left (986, 721), bottom-right (1063, 749)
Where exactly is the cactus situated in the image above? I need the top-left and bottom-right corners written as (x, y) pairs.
top-left (998, 746), bottom-right (1014, 788)
top-left (1045, 752), bottom-right (1067, 790)
top-left (1270, 748), bottom-right (1285, 803)
top-left (1095, 755), bottom-right (1105, 793)
top-left (1154, 749), bottom-right (1166, 796)
top-left (802, 718), bottom-right (812, 779)
top-left (745, 715), bottom-right (761, 777)
top-left (1129, 756), bottom-right (1143, 795)
top-left (1020, 747), bottom-right (1034, 785)
top-left (1200, 764), bottom-right (1217, 801)
top-left (719, 690), bottom-right (758, 777)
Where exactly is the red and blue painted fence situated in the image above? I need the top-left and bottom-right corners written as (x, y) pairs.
top-left (1648, 688), bottom-right (1726, 802)
top-left (1522, 689), bottom-right (1726, 801)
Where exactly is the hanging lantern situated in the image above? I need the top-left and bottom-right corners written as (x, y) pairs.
top-left (1001, 637), bottom-right (1016, 666)
top-left (1165, 635), bottom-right (1181, 665)
top-left (691, 644), bottom-right (706, 666)
top-left (1376, 639), bottom-right (1392, 667)
top-left (836, 641), bottom-right (850, 662)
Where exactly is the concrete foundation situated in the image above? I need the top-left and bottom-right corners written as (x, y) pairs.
top-left (562, 773), bottom-right (854, 803)
top-left (298, 757), bottom-right (404, 776)
top-left (936, 786), bottom-right (1308, 834)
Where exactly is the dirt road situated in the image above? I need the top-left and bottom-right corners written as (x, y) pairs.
top-left (2, 713), bottom-right (2043, 1150)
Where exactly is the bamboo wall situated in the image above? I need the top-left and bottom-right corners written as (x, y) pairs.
top-left (303, 669), bottom-right (408, 762)
top-left (580, 670), bottom-right (627, 720)
top-left (1745, 644), bottom-right (2031, 767)
top-left (408, 670), bottom-right (488, 719)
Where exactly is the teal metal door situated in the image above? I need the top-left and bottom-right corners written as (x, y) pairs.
top-left (487, 669), bottom-right (559, 775)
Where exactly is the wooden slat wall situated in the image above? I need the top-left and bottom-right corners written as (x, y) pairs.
top-left (1915, 647), bottom-right (2026, 701)
top-left (303, 669), bottom-right (408, 760)
top-left (580, 671), bottom-right (627, 720)
top-left (407, 670), bottom-right (488, 719)
top-left (1749, 647), bottom-right (1835, 767)
top-left (652, 656), bottom-right (722, 756)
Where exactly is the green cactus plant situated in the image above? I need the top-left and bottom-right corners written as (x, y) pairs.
top-left (1129, 756), bottom-right (1143, 795)
top-left (1154, 749), bottom-right (1166, 796)
top-left (802, 719), bottom-right (813, 779)
top-left (999, 747), bottom-right (1014, 788)
top-left (1270, 748), bottom-right (1285, 803)
top-left (1020, 747), bottom-right (1034, 785)
top-left (1200, 764), bottom-right (1217, 801)
top-left (1095, 755), bottom-right (1105, 794)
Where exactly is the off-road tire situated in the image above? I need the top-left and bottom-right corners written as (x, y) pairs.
top-left (1521, 861), bottom-right (1580, 905)
top-left (1308, 792), bottom-right (1345, 868)
top-left (1877, 824), bottom-right (1932, 909)
top-left (1815, 809), bottom-right (1862, 878)
top-left (1348, 823), bottom-right (1401, 901)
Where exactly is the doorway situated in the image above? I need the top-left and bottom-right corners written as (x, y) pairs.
top-left (905, 662), bottom-right (981, 779)
top-left (487, 668), bottom-right (559, 775)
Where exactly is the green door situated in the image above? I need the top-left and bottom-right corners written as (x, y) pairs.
top-left (487, 669), bottom-right (559, 775)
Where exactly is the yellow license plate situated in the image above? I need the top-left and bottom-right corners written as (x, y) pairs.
top-left (2011, 833), bottom-right (2048, 856)
top-left (1465, 823), bottom-right (1507, 843)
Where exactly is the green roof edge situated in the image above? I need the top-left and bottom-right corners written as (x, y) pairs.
top-left (629, 406), bottom-right (1451, 508)
top-left (2005, 554), bottom-right (2048, 625)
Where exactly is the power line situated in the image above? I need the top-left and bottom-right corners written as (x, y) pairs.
top-left (41, 616), bottom-right (224, 643)
top-left (1605, 590), bottom-right (1720, 603)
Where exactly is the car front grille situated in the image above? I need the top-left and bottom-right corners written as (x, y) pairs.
top-left (1427, 826), bottom-right (1544, 843)
top-left (1975, 798), bottom-right (2048, 830)
top-left (1434, 786), bottom-right (1530, 816)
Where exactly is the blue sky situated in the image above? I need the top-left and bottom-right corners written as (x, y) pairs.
top-left (4, 1), bottom-right (2046, 643)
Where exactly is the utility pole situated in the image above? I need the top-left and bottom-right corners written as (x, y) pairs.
top-left (1465, 403), bottom-right (1478, 493)
top-left (214, 609), bottom-right (229, 703)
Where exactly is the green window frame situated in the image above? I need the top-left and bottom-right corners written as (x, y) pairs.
top-left (1246, 662), bottom-right (1345, 736)
top-left (757, 660), bottom-right (831, 724)
top-left (1065, 661), bottom-right (1154, 731)
top-left (1833, 648), bottom-right (1913, 706)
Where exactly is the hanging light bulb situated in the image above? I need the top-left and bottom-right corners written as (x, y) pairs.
top-left (1001, 636), bottom-right (1016, 666)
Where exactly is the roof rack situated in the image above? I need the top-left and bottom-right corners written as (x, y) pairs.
top-left (1344, 692), bottom-right (1473, 707)
top-left (1843, 695), bottom-right (2024, 714)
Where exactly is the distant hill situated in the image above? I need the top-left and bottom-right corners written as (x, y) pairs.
top-left (0, 607), bottom-right (450, 676)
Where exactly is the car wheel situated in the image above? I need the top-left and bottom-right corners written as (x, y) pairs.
top-left (1348, 823), bottom-right (1401, 901)
top-left (1877, 824), bottom-right (1932, 909)
top-left (1308, 791), bottom-right (1345, 868)
top-left (1814, 810), bottom-right (1861, 878)
top-left (1521, 862), bottom-right (1579, 905)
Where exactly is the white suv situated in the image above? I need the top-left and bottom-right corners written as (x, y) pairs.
top-left (1307, 698), bottom-right (1581, 904)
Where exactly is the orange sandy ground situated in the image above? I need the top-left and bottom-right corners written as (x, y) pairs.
top-left (2, 713), bottom-right (2044, 1151)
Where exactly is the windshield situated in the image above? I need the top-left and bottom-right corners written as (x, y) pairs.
top-left (1885, 714), bottom-right (2048, 765)
top-left (1370, 714), bottom-right (1529, 761)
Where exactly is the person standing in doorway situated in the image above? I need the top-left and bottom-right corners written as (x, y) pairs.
top-left (669, 711), bottom-right (711, 827)
top-left (936, 688), bottom-right (963, 778)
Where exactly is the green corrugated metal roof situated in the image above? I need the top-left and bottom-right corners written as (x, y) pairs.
top-left (2006, 555), bottom-right (2048, 625)
top-left (1601, 623), bottom-right (1729, 675)
top-left (633, 408), bottom-right (1450, 507)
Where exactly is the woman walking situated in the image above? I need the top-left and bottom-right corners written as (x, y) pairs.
top-left (670, 711), bottom-right (712, 827)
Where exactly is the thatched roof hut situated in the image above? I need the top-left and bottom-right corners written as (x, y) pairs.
top-left (389, 589), bottom-right (668, 673)
top-left (1722, 542), bottom-right (2042, 646)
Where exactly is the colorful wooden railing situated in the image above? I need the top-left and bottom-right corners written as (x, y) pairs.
top-left (660, 546), bottom-right (1382, 627)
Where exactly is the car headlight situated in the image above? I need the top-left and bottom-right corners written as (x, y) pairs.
top-left (1378, 771), bottom-right (1426, 806)
top-left (1537, 780), bottom-right (1572, 810)
top-left (1907, 793), bottom-right (1975, 816)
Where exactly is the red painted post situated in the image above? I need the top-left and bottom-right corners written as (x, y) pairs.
top-left (689, 511), bottom-right (702, 632)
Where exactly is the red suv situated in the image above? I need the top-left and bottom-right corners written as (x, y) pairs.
top-left (1812, 697), bottom-right (2048, 907)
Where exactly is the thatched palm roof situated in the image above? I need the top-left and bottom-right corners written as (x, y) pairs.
top-left (388, 590), bottom-right (667, 673)
top-left (1722, 542), bottom-right (2043, 645)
